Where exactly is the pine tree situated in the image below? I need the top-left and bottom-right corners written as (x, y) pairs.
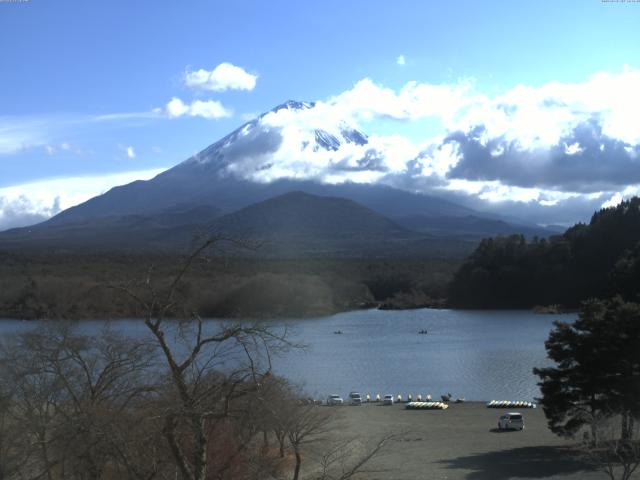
top-left (534, 298), bottom-right (640, 444)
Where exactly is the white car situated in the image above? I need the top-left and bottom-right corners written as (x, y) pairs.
top-left (498, 412), bottom-right (524, 430)
top-left (349, 392), bottom-right (362, 405)
top-left (383, 394), bottom-right (394, 405)
top-left (327, 394), bottom-right (344, 406)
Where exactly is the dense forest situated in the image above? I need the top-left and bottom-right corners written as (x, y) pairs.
top-left (0, 254), bottom-right (457, 320)
top-left (448, 197), bottom-right (640, 308)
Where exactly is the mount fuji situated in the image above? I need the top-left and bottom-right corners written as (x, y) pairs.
top-left (0, 101), bottom-right (554, 255)
top-left (40, 100), bottom-right (475, 223)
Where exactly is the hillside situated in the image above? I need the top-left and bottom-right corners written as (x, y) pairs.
top-left (448, 197), bottom-right (640, 308)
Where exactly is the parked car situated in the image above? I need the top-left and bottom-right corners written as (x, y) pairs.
top-left (349, 392), bottom-right (362, 405)
top-left (498, 412), bottom-right (524, 430)
top-left (327, 394), bottom-right (344, 406)
top-left (383, 394), bottom-right (394, 405)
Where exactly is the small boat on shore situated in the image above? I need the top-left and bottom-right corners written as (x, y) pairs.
top-left (486, 400), bottom-right (536, 408)
top-left (406, 401), bottom-right (448, 410)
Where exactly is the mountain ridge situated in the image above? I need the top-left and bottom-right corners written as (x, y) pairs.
top-left (0, 100), bottom-right (557, 255)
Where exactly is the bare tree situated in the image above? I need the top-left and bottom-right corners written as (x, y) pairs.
top-left (312, 434), bottom-right (397, 480)
top-left (285, 403), bottom-right (333, 480)
top-left (583, 416), bottom-right (640, 480)
top-left (0, 386), bottom-right (25, 480)
top-left (269, 394), bottom-right (397, 480)
top-left (0, 323), bottom-right (164, 480)
top-left (110, 236), bottom-right (292, 480)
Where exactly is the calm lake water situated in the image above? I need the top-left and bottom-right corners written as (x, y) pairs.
top-left (0, 309), bottom-right (575, 402)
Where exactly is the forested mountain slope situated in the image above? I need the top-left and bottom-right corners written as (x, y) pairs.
top-left (448, 197), bottom-right (640, 308)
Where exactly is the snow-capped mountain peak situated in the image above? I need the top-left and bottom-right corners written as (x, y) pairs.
top-left (179, 100), bottom-right (372, 183)
top-left (270, 99), bottom-right (316, 113)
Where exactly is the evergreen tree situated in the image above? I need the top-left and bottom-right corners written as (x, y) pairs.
top-left (534, 298), bottom-right (640, 443)
top-left (449, 197), bottom-right (640, 308)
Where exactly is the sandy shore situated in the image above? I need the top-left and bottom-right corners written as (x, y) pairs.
top-left (322, 402), bottom-right (609, 480)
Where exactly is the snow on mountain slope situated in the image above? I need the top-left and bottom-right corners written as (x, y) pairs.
top-left (176, 99), bottom-right (376, 184)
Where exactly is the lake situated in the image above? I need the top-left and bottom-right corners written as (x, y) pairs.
top-left (269, 308), bottom-right (575, 402)
top-left (0, 308), bottom-right (575, 402)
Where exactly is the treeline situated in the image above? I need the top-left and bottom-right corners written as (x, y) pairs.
top-left (0, 254), bottom-right (459, 320)
top-left (449, 197), bottom-right (640, 308)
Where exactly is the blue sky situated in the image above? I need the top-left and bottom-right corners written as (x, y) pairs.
top-left (0, 0), bottom-right (639, 228)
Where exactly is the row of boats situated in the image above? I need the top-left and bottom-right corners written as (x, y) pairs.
top-left (406, 401), bottom-right (449, 410)
top-left (370, 394), bottom-right (434, 402)
top-left (486, 400), bottom-right (537, 408)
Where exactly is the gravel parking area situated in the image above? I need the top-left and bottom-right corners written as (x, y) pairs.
top-left (324, 402), bottom-right (608, 480)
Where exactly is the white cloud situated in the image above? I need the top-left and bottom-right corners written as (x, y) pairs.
top-left (564, 142), bottom-right (583, 155)
top-left (166, 97), bottom-right (190, 117)
top-left (436, 178), bottom-right (587, 209)
top-left (308, 68), bottom-right (640, 151)
top-left (600, 185), bottom-right (640, 209)
top-left (189, 99), bottom-right (232, 119)
top-left (164, 97), bottom-right (232, 119)
top-left (184, 62), bottom-right (258, 92)
top-left (601, 192), bottom-right (623, 209)
top-left (0, 168), bottom-right (166, 231)
top-left (455, 69), bottom-right (640, 149)
top-left (315, 77), bottom-right (482, 127)
top-left (44, 142), bottom-right (76, 156)
top-left (396, 55), bottom-right (406, 66)
top-left (126, 146), bottom-right (136, 159)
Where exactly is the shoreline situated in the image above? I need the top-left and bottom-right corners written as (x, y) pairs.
top-left (1, 302), bottom-right (580, 322)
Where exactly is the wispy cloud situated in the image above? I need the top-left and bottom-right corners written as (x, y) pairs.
top-left (90, 111), bottom-right (162, 122)
top-left (164, 97), bottom-right (232, 119)
top-left (0, 111), bottom-right (164, 157)
top-left (396, 55), bottom-right (406, 66)
top-left (184, 62), bottom-right (258, 92)
top-left (0, 116), bottom-right (53, 155)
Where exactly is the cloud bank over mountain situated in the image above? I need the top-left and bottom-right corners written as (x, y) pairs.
top-left (196, 68), bottom-right (639, 225)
